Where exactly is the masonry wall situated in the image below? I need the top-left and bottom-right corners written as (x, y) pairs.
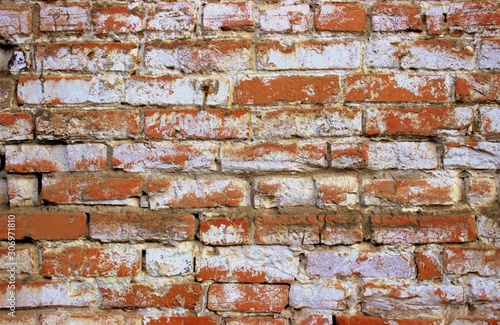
top-left (0, 0), bottom-right (499, 324)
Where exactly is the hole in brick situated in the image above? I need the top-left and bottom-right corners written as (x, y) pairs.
top-left (443, 13), bottom-right (448, 23)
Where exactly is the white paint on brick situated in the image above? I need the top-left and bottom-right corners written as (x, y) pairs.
top-left (148, 177), bottom-right (251, 209)
top-left (444, 142), bottom-right (500, 169)
top-left (0, 9), bottom-right (31, 34)
top-left (18, 75), bottom-right (123, 104)
top-left (221, 141), bottom-right (327, 173)
top-left (203, 2), bottom-right (253, 31)
top-left (0, 115), bottom-right (32, 141)
top-left (258, 41), bottom-right (362, 70)
top-left (7, 175), bottom-right (38, 207)
top-left (315, 175), bottom-right (359, 207)
top-left (125, 77), bottom-right (229, 106)
top-left (477, 215), bottom-right (500, 241)
top-left (200, 219), bottom-right (247, 245)
top-left (254, 177), bottom-right (316, 208)
top-left (479, 40), bottom-right (500, 69)
top-left (145, 44), bottom-right (251, 73)
top-left (0, 246), bottom-right (37, 274)
top-left (37, 44), bottom-right (138, 72)
top-left (253, 108), bottom-right (362, 138)
top-left (146, 243), bottom-right (193, 276)
top-left (366, 34), bottom-right (402, 68)
top-left (112, 141), bottom-right (217, 172)
top-left (368, 142), bottom-right (438, 169)
top-left (6, 143), bottom-right (106, 172)
top-left (259, 5), bottom-right (309, 33)
top-left (0, 280), bottom-right (97, 308)
top-left (147, 3), bottom-right (195, 32)
top-left (401, 42), bottom-right (475, 70)
top-left (290, 279), bottom-right (353, 310)
top-left (479, 106), bottom-right (500, 134)
top-left (307, 248), bottom-right (413, 278)
top-left (197, 245), bottom-right (299, 283)
top-left (39, 5), bottom-right (87, 31)
top-left (363, 279), bottom-right (464, 313)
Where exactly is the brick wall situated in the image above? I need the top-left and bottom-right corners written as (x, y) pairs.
top-left (0, 0), bottom-right (499, 324)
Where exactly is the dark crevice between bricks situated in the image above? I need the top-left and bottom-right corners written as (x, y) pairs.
top-left (85, 212), bottom-right (91, 239)
top-left (141, 249), bottom-right (147, 272)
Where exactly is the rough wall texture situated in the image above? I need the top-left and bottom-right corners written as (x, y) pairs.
top-left (0, 0), bottom-right (499, 324)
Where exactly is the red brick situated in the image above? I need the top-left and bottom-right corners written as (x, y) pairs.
top-left (479, 107), bottom-right (500, 135)
top-left (256, 41), bottom-right (362, 70)
top-left (226, 317), bottom-right (286, 325)
top-left (146, 3), bottom-right (196, 33)
top-left (365, 107), bottom-right (473, 136)
top-left (456, 74), bottom-right (500, 102)
top-left (90, 213), bottom-right (195, 242)
top-left (196, 246), bottom-right (298, 283)
top-left (363, 177), bottom-right (461, 206)
top-left (346, 74), bottom-right (449, 102)
top-left (330, 143), bottom-right (368, 169)
top-left (40, 4), bottom-right (88, 32)
top-left (203, 2), bottom-right (254, 31)
top-left (144, 316), bottom-right (217, 325)
top-left (372, 4), bottom-right (423, 31)
top-left (0, 280), bottom-right (97, 308)
top-left (112, 141), bottom-right (217, 172)
top-left (469, 175), bottom-right (497, 206)
top-left (259, 4), bottom-right (309, 33)
top-left (445, 246), bottom-right (500, 276)
top-left (147, 177), bottom-right (249, 209)
top-left (35, 43), bottom-right (139, 72)
top-left (221, 141), bottom-right (327, 172)
top-left (199, 216), bottom-right (250, 245)
top-left (371, 214), bottom-right (476, 244)
top-left (0, 212), bottom-right (87, 240)
top-left (316, 175), bottom-right (359, 207)
top-left (234, 75), bottom-right (340, 105)
top-left (6, 144), bottom-right (107, 173)
top-left (363, 280), bottom-right (464, 313)
top-left (315, 3), bottom-right (366, 32)
top-left (307, 249), bottom-right (412, 278)
top-left (0, 245), bottom-right (38, 274)
top-left (448, 2), bottom-right (500, 33)
top-left (41, 176), bottom-right (142, 204)
top-left (36, 109), bottom-right (140, 140)
top-left (0, 315), bottom-right (37, 325)
top-left (336, 316), bottom-right (441, 325)
top-left (453, 319), bottom-right (500, 325)
top-left (207, 284), bottom-right (288, 312)
top-left (321, 215), bottom-right (363, 245)
top-left (145, 109), bottom-right (250, 140)
top-left (0, 7), bottom-right (32, 35)
top-left (41, 246), bottom-right (141, 277)
top-left (252, 108), bottom-right (362, 139)
top-left (92, 6), bottom-right (143, 34)
top-left (99, 283), bottom-right (201, 308)
top-left (7, 175), bottom-right (38, 207)
top-left (145, 40), bottom-right (252, 73)
top-left (255, 215), bottom-right (320, 245)
top-left (417, 248), bottom-right (442, 280)
top-left (17, 76), bottom-right (123, 105)
top-left (0, 112), bottom-right (33, 141)
top-left (40, 313), bottom-right (142, 325)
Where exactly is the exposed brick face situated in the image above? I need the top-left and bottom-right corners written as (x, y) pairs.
top-left (1, 0), bottom-right (499, 321)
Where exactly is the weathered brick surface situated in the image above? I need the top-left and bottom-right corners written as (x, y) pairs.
top-left (2, 0), bottom-right (499, 321)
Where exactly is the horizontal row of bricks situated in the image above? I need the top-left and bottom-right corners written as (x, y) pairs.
top-left (11, 73), bottom-right (500, 105)
top-left (3, 106), bottom-right (496, 142)
top-left (2, 2), bottom-right (499, 35)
